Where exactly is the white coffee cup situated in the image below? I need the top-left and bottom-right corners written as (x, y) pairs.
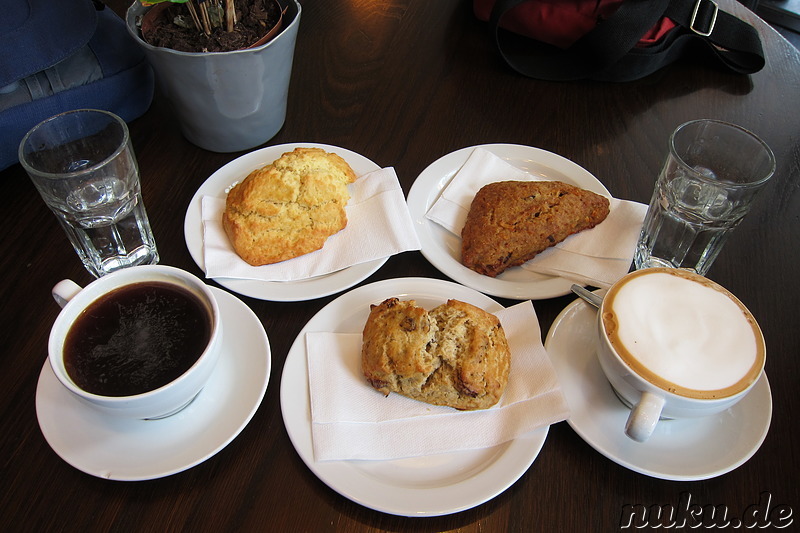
top-left (596, 268), bottom-right (765, 442)
top-left (49, 265), bottom-right (223, 419)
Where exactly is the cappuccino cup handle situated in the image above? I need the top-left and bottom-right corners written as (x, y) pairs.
top-left (625, 391), bottom-right (666, 442)
top-left (52, 280), bottom-right (83, 309)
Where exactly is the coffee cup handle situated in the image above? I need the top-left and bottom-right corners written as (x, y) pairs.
top-left (625, 391), bottom-right (665, 442)
top-left (52, 280), bottom-right (83, 309)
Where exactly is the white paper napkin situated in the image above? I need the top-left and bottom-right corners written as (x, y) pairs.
top-left (426, 148), bottom-right (647, 288)
top-left (306, 300), bottom-right (570, 462)
top-left (201, 167), bottom-right (421, 281)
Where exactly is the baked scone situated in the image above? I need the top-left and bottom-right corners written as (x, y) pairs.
top-left (222, 147), bottom-right (358, 265)
top-left (461, 180), bottom-right (610, 277)
top-left (361, 298), bottom-right (511, 410)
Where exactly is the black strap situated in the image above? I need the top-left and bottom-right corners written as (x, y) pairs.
top-left (665, 0), bottom-right (765, 74)
top-left (488, 0), bottom-right (765, 81)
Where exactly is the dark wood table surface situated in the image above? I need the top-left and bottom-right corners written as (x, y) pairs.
top-left (2, 0), bottom-right (798, 531)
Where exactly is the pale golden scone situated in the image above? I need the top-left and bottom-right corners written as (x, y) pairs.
top-left (222, 147), bottom-right (358, 266)
top-left (361, 298), bottom-right (511, 410)
top-left (461, 180), bottom-right (610, 277)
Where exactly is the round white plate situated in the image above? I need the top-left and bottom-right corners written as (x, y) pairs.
top-left (280, 277), bottom-right (549, 517)
top-left (407, 144), bottom-right (611, 300)
top-left (184, 143), bottom-right (386, 301)
top-left (36, 288), bottom-right (271, 481)
top-left (545, 295), bottom-right (772, 481)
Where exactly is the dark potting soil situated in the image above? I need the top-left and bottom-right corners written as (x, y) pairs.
top-left (141, 0), bottom-right (282, 53)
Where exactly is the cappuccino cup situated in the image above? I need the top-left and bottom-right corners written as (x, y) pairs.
top-left (596, 268), bottom-right (765, 442)
top-left (48, 265), bottom-right (223, 419)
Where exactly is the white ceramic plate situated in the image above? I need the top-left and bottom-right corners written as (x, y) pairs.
top-left (36, 288), bottom-right (271, 481)
top-left (184, 143), bottom-right (386, 301)
top-left (545, 295), bottom-right (772, 481)
top-left (407, 144), bottom-right (611, 300)
top-left (280, 277), bottom-right (549, 517)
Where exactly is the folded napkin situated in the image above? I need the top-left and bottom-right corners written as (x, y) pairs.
top-left (306, 300), bottom-right (570, 461)
top-left (201, 167), bottom-right (421, 281)
top-left (426, 147), bottom-right (647, 288)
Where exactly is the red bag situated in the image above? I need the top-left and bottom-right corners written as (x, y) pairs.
top-left (474, 0), bottom-right (676, 49)
top-left (473, 0), bottom-right (763, 81)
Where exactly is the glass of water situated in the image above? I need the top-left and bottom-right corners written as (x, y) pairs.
top-left (634, 119), bottom-right (775, 276)
top-left (20, 109), bottom-right (159, 277)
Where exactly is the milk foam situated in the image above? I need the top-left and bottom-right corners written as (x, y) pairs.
top-left (608, 272), bottom-right (758, 392)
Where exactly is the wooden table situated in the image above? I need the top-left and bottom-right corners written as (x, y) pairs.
top-left (2, 1), bottom-right (798, 530)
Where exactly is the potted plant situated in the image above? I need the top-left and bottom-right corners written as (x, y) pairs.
top-left (138, 0), bottom-right (286, 52)
top-left (126, 0), bottom-right (301, 153)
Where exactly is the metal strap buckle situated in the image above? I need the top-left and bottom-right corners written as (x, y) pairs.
top-left (690, 0), bottom-right (718, 37)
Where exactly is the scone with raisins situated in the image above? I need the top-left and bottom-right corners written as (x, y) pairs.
top-left (361, 298), bottom-right (510, 410)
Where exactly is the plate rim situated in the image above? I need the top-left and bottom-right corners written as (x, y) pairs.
top-left (544, 295), bottom-right (772, 481)
top-left (183, 142), bottom-right (387, 302)
top-left (406, 143), bottom-right (611, 300)
top-left (35, 287), bottom-right (271, 481)
top-left (279, 276), bottom-right (549, 516)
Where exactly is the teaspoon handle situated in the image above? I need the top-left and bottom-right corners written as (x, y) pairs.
top-left (570, 284), bottom-right (603, 309)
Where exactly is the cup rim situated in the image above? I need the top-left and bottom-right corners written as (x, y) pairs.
top-left (669, 118), bottom-right (776, 189)
top-left (18, 108), bottom-right (130, 179)
top-left (49, 265), bottom-right (220, 403)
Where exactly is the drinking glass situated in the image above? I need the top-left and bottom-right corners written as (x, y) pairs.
top-left (634, 119), bottom-right (775, 275)
top-left (20, 109), bottom-right (159, 277)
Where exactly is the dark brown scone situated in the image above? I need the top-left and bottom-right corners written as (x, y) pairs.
top-left (461, 180), bottom-right (610, 277)
top-left (361, 298), bottom-right (511, 410)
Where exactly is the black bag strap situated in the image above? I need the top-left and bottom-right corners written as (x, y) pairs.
top-left (488, 0), bottom-right (765, 81)
top-left (665, 0), bottom-right (765, 74)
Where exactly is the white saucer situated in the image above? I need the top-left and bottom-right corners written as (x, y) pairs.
top-left (544, 296), bottom-right (772, 481)
top-left (36, 287), bottom-right (271, 481)
top-left (280, 277), bottom-right (549, 517)
top-left (406, 144), bottom-right (611, 300)
top-left (184, 143), bottom-right (387, 301)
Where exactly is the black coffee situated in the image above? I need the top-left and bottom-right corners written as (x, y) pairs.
top-left (64, 281), bottom-right (212, 397)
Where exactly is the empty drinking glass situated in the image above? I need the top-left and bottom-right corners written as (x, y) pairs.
top-left (634, 119), bottom-right (775, 275)
top-left (20, 109), bottom-right (159, 277)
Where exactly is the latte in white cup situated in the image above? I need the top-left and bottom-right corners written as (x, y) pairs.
top-left (596, 267), bottom-right (765, 442)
